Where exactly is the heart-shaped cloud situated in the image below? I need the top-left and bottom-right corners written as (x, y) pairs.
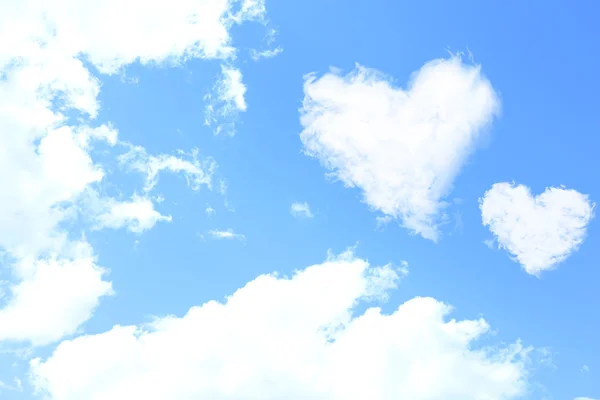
top-left (480, 182), bottom-right (595, 275)
top-left (300, 56), bottom-right (500, 241)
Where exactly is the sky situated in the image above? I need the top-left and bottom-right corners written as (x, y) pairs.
top-left (0, 0), bottom-right (598, 399)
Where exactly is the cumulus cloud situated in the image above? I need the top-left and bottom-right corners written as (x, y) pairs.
top-left (94, 195), bottom-right (172, 233)
top-left (0, 0), bottom-right (266, 75)
top-left (0, 118), bottom-right (115, 346)
top-left (208, 229), bottom-right (246, 241)
top-left (0, 242), bottom-right (112, 346)
top-left (30, 251), bottom-right (530, 399)
top-left (0, 0), bottom-right (267, 344)
top-left (480, 182), bottom-right (594, 275)
top-left (0, 124), bottom-right (115, 258)
top-left (290, 201), bottom-right (314, 218)
top-left (300, 56), bottom-right (500, 241)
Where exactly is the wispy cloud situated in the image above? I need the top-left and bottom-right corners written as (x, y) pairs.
top-left (250, 47), bottom-right (283, 61)
top-left (208, 229), bottom-right (246, 241)
top-left (290, 202), bottom-right (313, 218)
top-left (0, 377), bottom-right (22, 392)
top-left (205, 205), bottom-right (216, 217)
top-left (119, 145), bottom-right (216, 192)
top-left (483, 239), bottom-right (495, 249)
top-left (204, 66), bottom-right (248, 136)
top-left (376, 215), bottom-right (393, 229)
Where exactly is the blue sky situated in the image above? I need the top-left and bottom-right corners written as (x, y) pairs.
top-left (0, 0), bottom-right (598, 399)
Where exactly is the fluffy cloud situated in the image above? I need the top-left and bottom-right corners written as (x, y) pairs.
top-left (0, 0), bottom-right (265, 252)
top-left (94, 195), bottom-right (172, 233)
top-left (0, 111), bottom-right (115, 345)
top-left (480, 182), bottom-right (594, 275)
top-left (291, 201), bottom-right (314, 218)
top-left (0, 0), bottom-right (266, 344)
top-left (300, 56), bottom-right (500, 241)
top-left (29, 251), bottom-right (530, 400)
top-left (0, 124), bottom-right (115, 258)
top-left (0, 0), bottom-right (265, 74)
top-left (0, 242), bottom-right (112, 346)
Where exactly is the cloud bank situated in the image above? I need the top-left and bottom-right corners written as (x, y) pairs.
top-left (31, 251), bottom-right (531, 400)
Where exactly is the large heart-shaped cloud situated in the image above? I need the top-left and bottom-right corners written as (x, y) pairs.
top-left (300, 56), bottom-right (500, 241)
top-left (480, 182), bottom-right (594, 275)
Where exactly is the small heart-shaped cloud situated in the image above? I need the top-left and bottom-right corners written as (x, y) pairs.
top-left (300, 55), bottom-right (500, 241)
top-left (480, 182), bottom-right (594, 275)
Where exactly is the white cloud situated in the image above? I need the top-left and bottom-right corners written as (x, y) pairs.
top-left (581, 364), bottom-right (590, 372)
top-left (250, 29), bottom-right (281, 61)
top-left (0, 0), bottom-right (266, 75)
top-left (300, 56), bottom-right (500, 241)
top-left (0, 377), bottom-right (22, 393)
top-left (0, 0), bottom-right (264, 254)
top-left (574, 398), bottom-right (597, 400)
top-left (250, 47), bottom-right (283, 61)
top-left (205, 205), bottom-right (216, 216)
top-left (119, 146), bottom-right (216, 192)
top-left (0, 0), bottom-right (266, 344)
top-left (0, 124), bottom-right (114, 258)
top-left (205, 65), bottom-right (248, 136)
top-left (0, 120), bottom-right (115, 346)
top-left (217, 179), bottom-right (235, 211)
top-left (220, 66), bottom-right (248, 112)
top-left (95, 195), bottom-right (172, 233)
top-left (483, 239), bottom-right (495, 249)
top-left (229, 0), bottom-right (266, 23)
top-left (480, 182), bottom-right (594, 275)
top-left (0, 242), bottom-right (112, 346)
top-left (265, 28), bottom-right (278, 45)
top-left (208, 229), bottom-right (246, 241)
top-left (376, 215), bottom-right (393, 229)
top-left (218, 179), bottom-right (229, 195)
top-left (290, 201), bottom-right (314, 218)
top-left (30, 251), bottom-right (530, 400)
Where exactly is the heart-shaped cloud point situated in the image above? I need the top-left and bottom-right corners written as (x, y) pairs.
top-left (480, 182), bottom-right (595, 275)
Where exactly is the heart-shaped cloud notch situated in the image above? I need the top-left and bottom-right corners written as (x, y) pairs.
top-left (300, 55), bottom-right (500, 242)
top-left (480, 182), bottom-right (595, 276)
